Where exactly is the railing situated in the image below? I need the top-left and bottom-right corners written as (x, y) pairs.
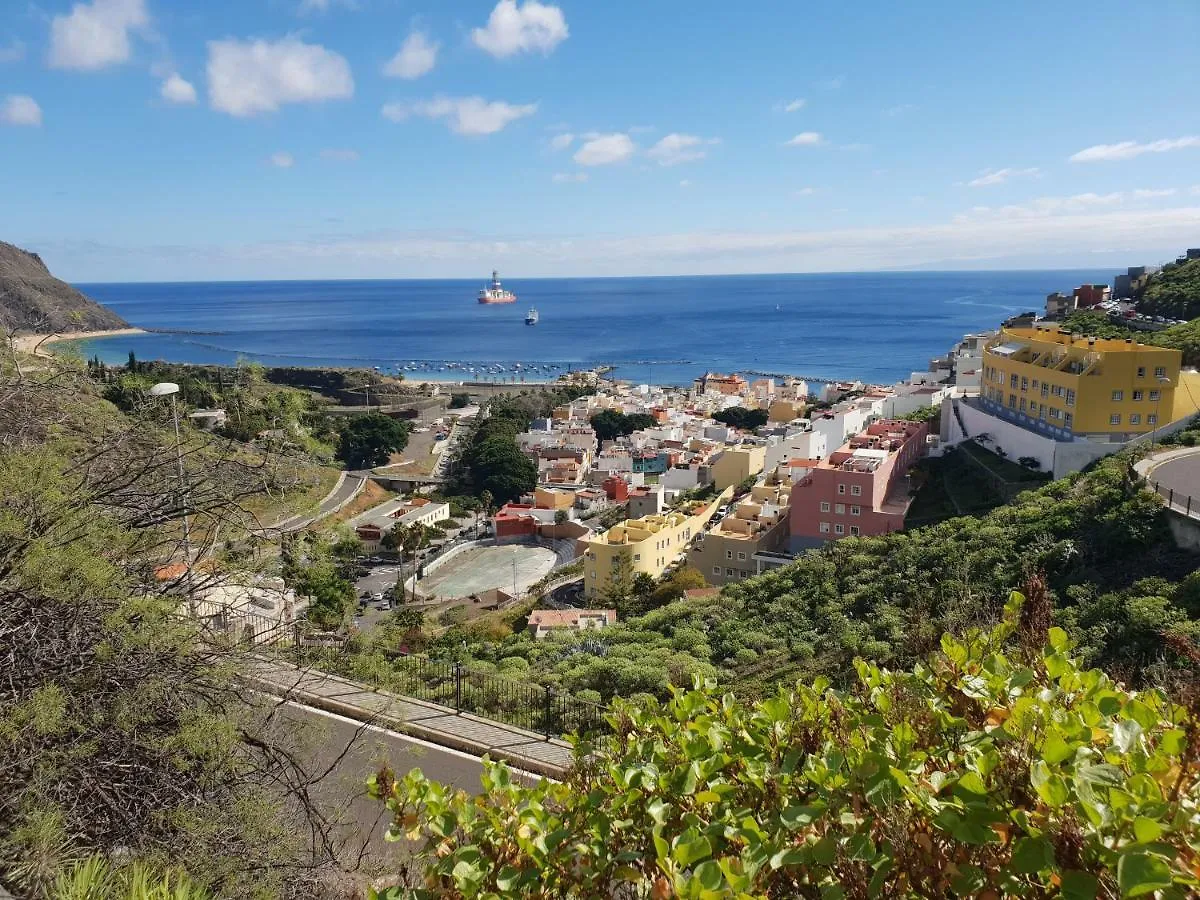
top-left (296, 644), bottom-right (614, 750)
top-left (1146, 480), bottom-right (1200, 520)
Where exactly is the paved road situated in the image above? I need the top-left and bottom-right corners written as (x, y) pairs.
top-left (1137, 446), bottom-right (1200, 519)
top-left (264, 471), bottom-right (368, 534)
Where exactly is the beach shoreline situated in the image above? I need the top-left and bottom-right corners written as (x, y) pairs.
top-left (13, 327), bottom-right (147, 358)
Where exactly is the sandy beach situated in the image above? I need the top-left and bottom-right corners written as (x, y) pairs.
top-left (13, 327), bottom-right (147, 358)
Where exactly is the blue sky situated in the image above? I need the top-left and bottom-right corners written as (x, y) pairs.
top-left (2, 0), bottom-right (1200, 281)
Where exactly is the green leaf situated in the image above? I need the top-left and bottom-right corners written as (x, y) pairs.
top-left (779, 804), bottom-right (821, 829)
top-left (811, 836), bottom-right (837, 866)
top-left (1047, 627), bottom-right (1070, 651)
top-left (692, 859), bottom-right (723, 891)
top-left (1061, 869), bottom-right (1099, 900)
top-left (647, 799), bottom-right (668, 825)
top-left (495, 866), bottom-right (525, 891)
top-left (1041, 730), bottom-right (1074, 765)
top-left (1117, 850), bottom-right (1172, 897)
top-left (955, 771), bottom-right (988, 795)
top-left (673, 835), bottom-right (713, 867)
top-left (820, 885), bottom-right (845, 900)
top-left (1132, 817), bottom-right (1163, 844)
top-left (769, 847), bottom-right (808, 869)
top-left (1033, 773), bottom-right (1069, 807)
top-left (1159, 728), bottom-right (1187, 756)
top-left (1009, 836), bottom-right (1055, 874)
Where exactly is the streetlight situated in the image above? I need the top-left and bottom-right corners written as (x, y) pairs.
top-left (149, 382), bottom-right (195, 615)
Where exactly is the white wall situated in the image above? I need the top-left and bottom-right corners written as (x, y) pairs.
top-left (662, 466), bottom-right (702, 491)
top-left (764, 431), bottom-right (827, 470)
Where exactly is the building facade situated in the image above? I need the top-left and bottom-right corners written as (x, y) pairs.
top-left (980, 326), bottom-right (1186, 441)
top-left (582, 492), bottom-right (729, 600)
top-left (689, 482), bottom-right (791, 585)
top-left (789, 419), bottom-right (929, 549)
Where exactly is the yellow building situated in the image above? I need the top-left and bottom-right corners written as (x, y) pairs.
top-left (688, 480), bottom-right (792, 586)
top-left (582, 489), bottom-right (731, 600)
top-left (981, 326), bottom-right (1200, 439)
top-left (533, 487), bottom-right (574, 510)
top-left (710, 446), bottom-right (766, 490)
top-left (768, 399), bottom-right (805, 423)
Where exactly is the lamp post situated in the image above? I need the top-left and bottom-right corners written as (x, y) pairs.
top-left (149, 382), bottom-right (195, 615)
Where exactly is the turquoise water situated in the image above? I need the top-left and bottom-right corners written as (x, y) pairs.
top-left (74, 270), bottom-right (1114, 385)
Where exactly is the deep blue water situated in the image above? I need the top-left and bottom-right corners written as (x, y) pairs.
top-left (73, 271), bottom-right (1116, 385)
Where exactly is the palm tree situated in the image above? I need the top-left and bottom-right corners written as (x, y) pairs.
top-left (390, 524), bottom-right (432, 604)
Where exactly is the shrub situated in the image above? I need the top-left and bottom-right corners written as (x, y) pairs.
top-left (370, 593), bottom-right (1200, 899)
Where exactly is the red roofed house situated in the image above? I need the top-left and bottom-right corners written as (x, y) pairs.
top-left (526, 608), bottom-right (618, 640)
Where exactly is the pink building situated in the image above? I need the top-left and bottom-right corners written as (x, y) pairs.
top-left (789, 419), bottom-right (929, 550)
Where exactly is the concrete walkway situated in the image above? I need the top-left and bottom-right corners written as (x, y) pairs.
top-left (242, 656), bottom-right (577, 778)
top-left (1134, 446), bottom-right (1200, 520)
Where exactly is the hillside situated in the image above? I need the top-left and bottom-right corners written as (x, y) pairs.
top-left (1137, 256), bottom-right (1200, 321)
top-left (0, 240), bottom-right (127, 333)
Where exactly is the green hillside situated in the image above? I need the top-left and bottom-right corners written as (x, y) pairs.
top-left (1137, 256), bottom-right (1200, 320)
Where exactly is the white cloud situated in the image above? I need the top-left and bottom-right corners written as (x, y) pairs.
top-left (955, 192), bottom-right (1142, 220)
top-left (573, 132), bottom-right (635, 166)
top-left (383, 30), bottom-right (438, 79)
top-left (1, 94), bottom-right (42, 127)
top-left (472, 0), bottom-right (567, 58)
top-left (1131, 188), bottom-right (1176, 199)
top-left (549, 132), bottom-right (574, 151)
top-left (884, 103), bottom-right (915, 117)
top-left (269, 151), bottom-right (295, 168)
top-left (966, 166), bottom-right (1041, 187)
top-left (1070, 136), bottom-right (1200, 163)
top-left (49, 0), bottom-right (148, 70)
top-left (383, 95), bottom-right (537, 136)
top-left (646, 133), bottom-right (718, 166)
top-left (551, 172), bottom-right (587, 183)
top-left (320, 148), bottom-right (359, 162)
top-left (782, 98), bottom-right (805, 112)
top-left (679, 179), bottom-right (691, 188)
top-left (160, 73), bottom-right (196, 105)
top-left (795, 187), bottom-right (816, 197)
top-left (207, 37), bottom-right (354, 117)
top-left (785, 131), bottom-right (823, 146)
top-left (0, 40), bottom-right (26, 64)
top-left (298, 0), bottom-right (357, 13)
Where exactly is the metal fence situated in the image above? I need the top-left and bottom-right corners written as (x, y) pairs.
top-left (1146, 479), bottom-right (1200, 520)
top-left (297, 644), bottom-right (614, 750)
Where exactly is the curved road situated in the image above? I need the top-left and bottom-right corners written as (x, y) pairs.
top-left (265, 471), bottom-right (368, 535)
top-left (1137, 446), bottom-right (1200, 519)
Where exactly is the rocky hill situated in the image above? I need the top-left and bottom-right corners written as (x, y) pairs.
top-left (1136, 256), bottom-right (1200, 320)
top-left (0, 241), bottom-right (128, 333)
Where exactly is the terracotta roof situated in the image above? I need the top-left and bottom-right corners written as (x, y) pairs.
top-left (684, 588), bottom-right (720, 600)
top-left (528, 609), bottom-right (617, 627)
top-left (787, 458), bottom-right (823, 467)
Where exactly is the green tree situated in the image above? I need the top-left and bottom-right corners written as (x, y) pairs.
top-left (712, 406), bottom-right (769, 430)
top-left (589, 410), bottom-right (657, 442)
top-left (449, 393), bottom-right (470, 409)
top-left (371, 593), bottom-right (1200, 899)
top-left (338, 413), bottom-right (409, 469)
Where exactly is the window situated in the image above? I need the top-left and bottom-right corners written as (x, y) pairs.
top-left (838, 484), bottom-right (846, 495)
top-left (1032, 379), bottom-right (1039, 390)
top-left (1019, 398), bottom-right (1026, 412)
top-left (1008, 394), bottom-right (1017, 409)
top-left (1130, 414), bottom-right (1141, 425)
top-left (1010, 374), bottom-right (1018, 389)
top-left (1053, 385), bottom-right (1064, 397)
top-left (633, 554), bottom-right (641, 561)
top-left (1109, 413), bottom-right (1121, 425)
top-left (725, 550), bottom-right (733, 559)
top-left (1049, 408), bottom-right (1060, 420)
top-left (1132, 390), bottom-right (1143, 401)
top-left (820, 501), bottom-right (830, 512)
top-left (1155, 366), bottom-right (1166, 378)
top-left (835, 503), bottom-right (845, 515)
top-left (1020, 377), bottom-right (1028, 391)
top-left (737, 552), bottom-right (747, 561)
top-left (850, 485), bottom-right (862, 496)
top-left (819, 522), bottom-right (830, 534)
top-left (1111, 390), bottom-right (1123, 402)
top-left (1137, 366), bottom-right (1145, 378)
top-left (1065, 389), bottom-right (1075, 406)
top-left (1148, 414), bottom-right (1158, 425)
top-left (1063, 413), bottom-right (1073, 429)
top-left (849, 526), bottom-right (860, 536)
top-left (834, 523), bottom-right (845, 535)
top-left (726, 568), bottom-right (735, 576)
top-left (1038, 404), bottom-right (1046, 420)
top-left (850, 505), bottom-right (861, 516)
top-left (712, 566), bottom-right (721, 575)
top-left (1149, 390), bottom-right (1161, 402)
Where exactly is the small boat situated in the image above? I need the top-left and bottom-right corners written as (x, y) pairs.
top-left (525, 308), bottom-right (539, 325)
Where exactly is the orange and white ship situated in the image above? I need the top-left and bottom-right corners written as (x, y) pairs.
top-left (477, 270), bottom-right (516, 304)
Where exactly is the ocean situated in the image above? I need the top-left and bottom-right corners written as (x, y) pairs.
top-left (73, 270), bottom-right (1116, 386)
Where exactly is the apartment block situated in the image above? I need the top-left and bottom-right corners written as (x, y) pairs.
top-left (689, 481), bottom-right (791, 585)
top-left (582, 493), bottom-right (728, 600)
top-left (789, 419), bottom-right (929, 549)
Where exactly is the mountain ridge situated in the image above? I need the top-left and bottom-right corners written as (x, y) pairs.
top-left (0, 241), bottom-right (128, 333)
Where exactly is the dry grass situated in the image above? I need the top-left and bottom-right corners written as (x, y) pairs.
top-left (326, 478), bottom-right (396, 527)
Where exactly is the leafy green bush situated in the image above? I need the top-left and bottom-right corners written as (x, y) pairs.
top-left (370, 594), bottom-right (1200, 899)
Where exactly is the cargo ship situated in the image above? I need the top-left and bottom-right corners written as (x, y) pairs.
top-left (477, 270), bottom-right (516, 304)
top-left (525, 307), bottom-right (539, 325)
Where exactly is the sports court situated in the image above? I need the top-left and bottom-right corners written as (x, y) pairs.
top-left (417, 543), bottom-right (558, 599)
